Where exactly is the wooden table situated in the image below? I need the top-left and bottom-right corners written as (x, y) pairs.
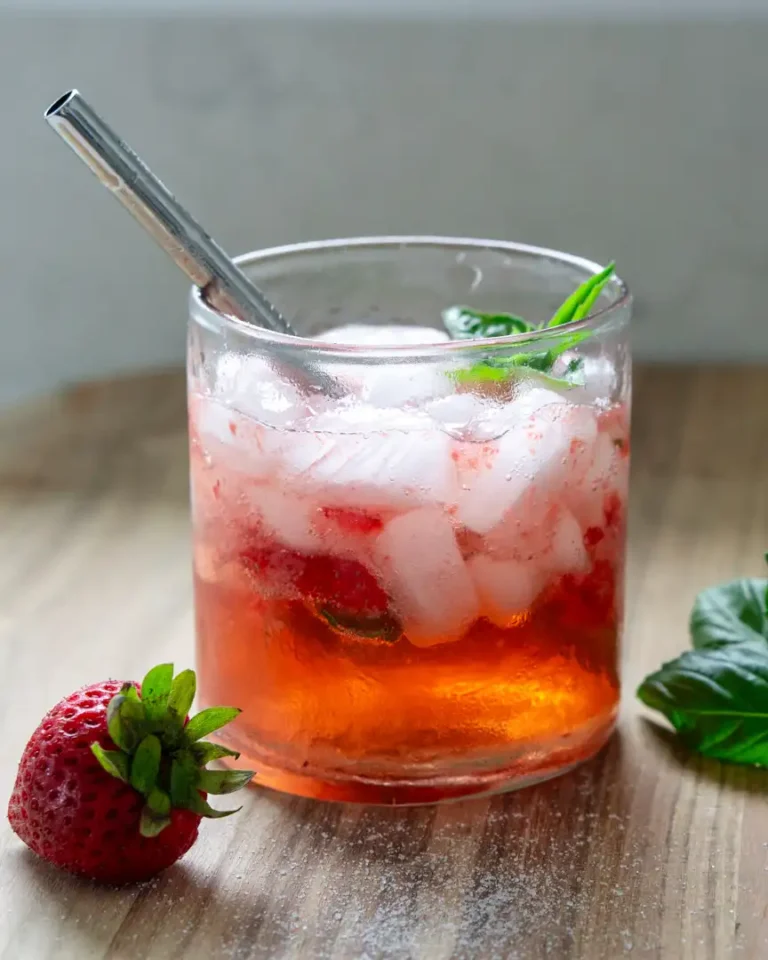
top-left (0, 367), bottom-right (765, 960)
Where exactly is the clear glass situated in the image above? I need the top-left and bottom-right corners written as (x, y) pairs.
top-left (188, 237), bottom-right (632, 804)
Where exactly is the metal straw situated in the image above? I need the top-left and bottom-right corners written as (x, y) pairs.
top-left (44, 89), bottom-right (293, 335)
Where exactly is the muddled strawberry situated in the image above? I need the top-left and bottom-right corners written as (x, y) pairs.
top-left (319, 506), bottom-right (384, 535)
top-left (298, 556), bottom-right (389, 617)
top-left (241, 537), bottom-right (389, 619)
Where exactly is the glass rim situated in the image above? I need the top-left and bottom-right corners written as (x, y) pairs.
top-left (189, 235), bottom-right (631, 358)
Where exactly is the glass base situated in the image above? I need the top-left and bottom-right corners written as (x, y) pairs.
top-left (218, 709), bottom-right (617, 806)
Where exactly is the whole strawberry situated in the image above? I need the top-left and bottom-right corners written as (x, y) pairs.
top-left (7, 663), bottom-right (253, 884)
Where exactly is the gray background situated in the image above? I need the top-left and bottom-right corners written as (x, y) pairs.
top-left (2, 4), bottom-right (767, 406)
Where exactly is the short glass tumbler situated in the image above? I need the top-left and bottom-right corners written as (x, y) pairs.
top-left (188, 237), bottom-right (632, 804)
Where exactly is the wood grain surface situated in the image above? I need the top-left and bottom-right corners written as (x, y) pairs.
top-left (0, 366), bottom-right (766, 960)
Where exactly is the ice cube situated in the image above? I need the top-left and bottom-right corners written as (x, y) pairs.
top-left (315, 325), bottom-right (453, 407)
top-left (193, 395), bottom-right (242, 449)
top-left (310, 505), bottom-right (387, 563)
top-left (366, 365), bottom-right (453, 408)
top-left (453, 437), bottom-right (530, 536)
top-left (193, 398), bottom-right (279, 483)
top-left (468, 554), bottom-right (547, 627)
top-left (454, 398), bottom-right (598, 535)
top-left (428, 394), bottom-right (487, 429)
top-left (215, 354), bottom-right (307, 428)
top-left (485, 493), bottom-right (588, 563)
top-left (309, 405), bottom-right (431, 434)
top-left (193, 542), bottom-right (260, 596)
top-left (372, 507), bottom-right (480, 646)
top-left (567, 355), bottom-right (618, 403)
top-left (598, 405), bottom-right (629, 445)
top-left (193, 353), bottom-right (312, 478)
top-left (427, 393), bottom-right (511, 441)
top-left (565, 431), bottom-right (616, 531)
top-left (243, 484), bottom-right (322, 554)
top-left (315, 324), bottom-right (450, 346)
top-left (568, 403), bottom-right (631, 531)
top-left (193, 541), bottom-right (219, 584)
top-left (548, 506), bottom-right (590, 575)
top-left (510, 386), bottom-right (569, 421)
top-left (274, 424), bottom-right (460, 512)
top-left (428, 384), bottom-right (571, 444)
top-left (483, 494), bottom-right (557, 562)
top-left (470, 504), bottom-right (588, 625)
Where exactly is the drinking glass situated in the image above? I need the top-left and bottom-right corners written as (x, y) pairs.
top-left (188, 237), bottom-right (632, 804)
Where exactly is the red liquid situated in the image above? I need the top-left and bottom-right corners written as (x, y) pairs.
top-left (191, 399), bottom-right (628, 804)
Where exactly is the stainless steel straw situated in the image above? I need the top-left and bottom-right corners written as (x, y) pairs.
top-left (44, 89), bottom-right (293, 335)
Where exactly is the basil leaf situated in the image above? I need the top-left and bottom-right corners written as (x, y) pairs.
top-left (452, 364), bottom-right (511, 385)
top-left (453, 335), bottom-right (588, 389)
top-left (443, 261), bottom-right (616, 389)
top-left (320, 607), bottom-right (401, 643)
top-left (548, 261), bottom-right (616, 328)
top-left (452, 362), bottom-right (578, 392)
top-left (689, 578), bottom-right (768, 649)
top-left (637, 639), bottom-right (768, 766)
top-left (505, 350), bottom-right (553, 372)
top-left (442, 306), bottom-right (533, 340)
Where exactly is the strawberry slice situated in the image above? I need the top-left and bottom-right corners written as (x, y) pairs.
top-left (241, 538), bottom-right (390, 619)
top-left (298, 555), bottom-right (389, 617)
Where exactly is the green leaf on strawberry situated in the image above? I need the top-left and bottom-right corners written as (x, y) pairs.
top-left (90, 744), bottom-right (129, 782)
top-left (90, 664), bottom-right (252, 837)
top-left (167, 668), bottom-right (197, 725)
top-left (140, 662), bottom-right (173, 723)
top-left (197, 769), bottom-right (255, 795)
top-left (190, 741), bottom-right (241, 764)
top-left (106, 687), bottom-right (146, 752)
top-left (129, 734), bottom-right (162, 795)
top-left (185, 706), bottom-right (242, 742)
top-left (141, 787), bottom-right (173, 838)
top-left (184, 789), bottom-right (241, 820)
